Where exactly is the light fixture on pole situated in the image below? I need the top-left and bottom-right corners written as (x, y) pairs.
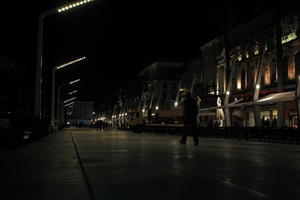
top-left (58, 0), bottom-right (95, 13)
top-left (64, 97), bottom-right (77, 104)
top-left (56, 78), bottom-right (81, 127)
top-left (35, 0), bottom-right (95, 120)
top-left (64, 102), bottom-right (76, 107)
top-left (69, 90), bottom-right (78, 95)
top-left (69, 79), bottom-right (81, 85)
top-left (51, 57), bottom-right (85, 129)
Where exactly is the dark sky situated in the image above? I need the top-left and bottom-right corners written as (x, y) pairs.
top-left (1, 0), bottom-right (278, 109)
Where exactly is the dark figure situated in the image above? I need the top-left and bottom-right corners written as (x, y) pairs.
top-left (180, 92), bottom-right (199, 146)
top-left (96, 120), bottom-right (102, 131)
top-left (208, 119), bottom-right (213, 128)
top-left (214, 120), bottom-right (220, 128)
top-left (261, 116), bottom-right (266, 128)
top-left (265, 118), bottom-right (271, 128)
top-left (271, 117), bottom-right (277, 128)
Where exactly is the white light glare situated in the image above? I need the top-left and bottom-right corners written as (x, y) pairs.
top-left (155, 106), bottom-right (159, 110)
top-left (64, 102), bottom-right (75, 107)
top-left (226, 91), bottom-right (230, 95)
top-left (69, 90), bottom-right (78, 95)
top-left (57, 57), bottom-right (86, 70)
top-left (69, 79), bottom-right (81, 85)
top-left (58, 0), bottom-right (94, 13)
top-left (256, 85), bottom-right (260, 89)
top-left (174, 102), bottom-right (178, 107)
top-left (64, 97), bottom-right (76, 104)
top-left (142, 109), bottom-right (145, 113)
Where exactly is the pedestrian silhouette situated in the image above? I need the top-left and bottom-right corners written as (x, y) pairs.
top-left (271, 117), bottom-right (277, 128)
top-left (261, 116), bottom-right (266, 128)
top-left (180, 92), bottom-right (199, 146)
top-left (265, 118), bottom-right (270, 128)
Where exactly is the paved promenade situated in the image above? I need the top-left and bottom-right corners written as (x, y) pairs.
top-left (1, 128), bottom-right (299, 200)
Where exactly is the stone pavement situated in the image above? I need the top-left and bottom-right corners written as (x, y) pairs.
top-left (1, 127), bottom-right (300, 200)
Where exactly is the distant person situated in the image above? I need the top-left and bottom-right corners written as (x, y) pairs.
top-left (208, 119), bottom-right (213, 128)
top-left (96, 120), bottom-right (101, 131)
top-left (265, 118), bottom-right (270, 128)
top-left (271, 117), bottom-right (277, 128)
top-left (180, 92), bottom-right (199, 146)
top-left (261, 116), bottom-right (266, 128)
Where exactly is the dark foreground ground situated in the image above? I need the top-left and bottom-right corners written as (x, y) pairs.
top-left (0, 127), bottom-right (299, 200)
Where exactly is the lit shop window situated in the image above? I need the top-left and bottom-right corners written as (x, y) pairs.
top-left (288, 56), bottom-right (296, 80)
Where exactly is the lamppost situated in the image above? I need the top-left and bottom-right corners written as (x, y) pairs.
top-left (56, 79), bottom-right (81, 127)
top-left (51, 57), bottom-right (86, 129)
top-left (35, 0), bottom-right (95, 119)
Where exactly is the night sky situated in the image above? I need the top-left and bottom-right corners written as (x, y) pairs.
top-left (1, 0), bottom-right (278, 110)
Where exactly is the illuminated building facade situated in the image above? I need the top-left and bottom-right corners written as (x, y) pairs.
top-left (194, 8), bottom-right (300, 128)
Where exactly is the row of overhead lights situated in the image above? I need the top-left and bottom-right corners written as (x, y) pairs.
top-left (56, 57), bottom-right (86, 70)
top-left (58, 0), bottom-right (94, 13)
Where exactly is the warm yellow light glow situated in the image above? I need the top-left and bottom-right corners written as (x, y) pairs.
top-left (246, 52), bottom-right (249, 58)
top-left (282, 32), bottom-right (297, 44)
top-left (142, 109), bottom-right (145, 113)
top-left (237, 78), bottom-right (241, 90)
top-left (174, 102), bottom-right (178, 107)
top-left (155, 106), bottom-right (159, 110)
top-left (237, 54), bottom-right (242, 61)
top-left (226, 91), bottom-right (230, 95)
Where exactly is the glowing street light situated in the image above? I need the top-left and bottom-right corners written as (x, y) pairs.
top-left (51, 57), bottom-right (85, 129)
top-left (64, 97), bottom-right (77, 104)
top-left (69, 79), bottom-right (81, 85)
top-left (58, 0), bottom-right (95, 13)
top-left (56, 79), bottom-right (81, 126)
top-left (35, 0), bottom-right (95, 120)
top-left (56, 57), bottom-right (86, 70)
top-left (64, 102), bottom-right (75, 107)
top-left (69, 90), bottom-right (78, 95)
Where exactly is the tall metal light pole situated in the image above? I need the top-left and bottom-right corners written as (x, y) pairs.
top-left (51, 57), bottom-right (85, 129)
top-left (34, 0), bottom-right (95, 119)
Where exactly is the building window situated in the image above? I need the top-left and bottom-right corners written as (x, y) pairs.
top-left (260, 111), bottom-right (271, 120)
top-left (254, 45), bottom-right (259, 55)
top-left (288, 56), bottom-right (296, 80)
top-left (253, 63), bottom-right (258, 84)
top-left (264, 62), bottom-right (271, 85)
top-left (237, 71), bottom-right (242, 90)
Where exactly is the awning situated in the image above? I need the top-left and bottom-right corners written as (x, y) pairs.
top-left (256, 91), bottom-right (295, 104)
